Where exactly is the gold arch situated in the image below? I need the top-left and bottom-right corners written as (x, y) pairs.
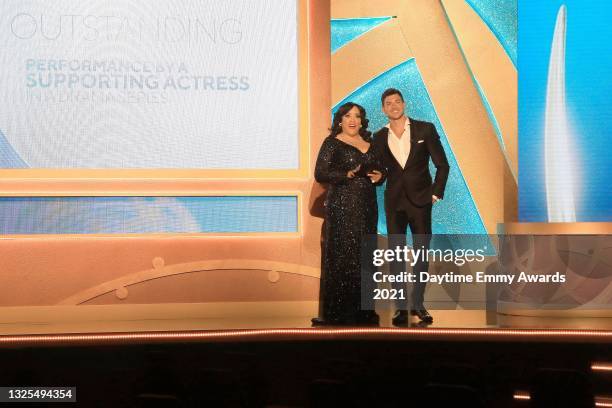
top-left (57, 259), bottom-right (321, 306)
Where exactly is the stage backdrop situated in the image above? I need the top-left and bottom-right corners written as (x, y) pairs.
top-left (0, 0), bottom-right (520, 315)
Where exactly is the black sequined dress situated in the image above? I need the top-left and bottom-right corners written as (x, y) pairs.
top-left (314, 136), bottom-right (386, 324)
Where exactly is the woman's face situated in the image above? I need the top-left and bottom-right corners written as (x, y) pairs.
top-left (340, 106), bottom-right (362, 136)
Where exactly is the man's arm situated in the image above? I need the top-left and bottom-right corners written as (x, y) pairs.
top-left (371, 129), bottom-right (389, 184)
top-left (371, 128), bottom-right (386, 149)
top-left (427, 123), bottom-right (449, 199)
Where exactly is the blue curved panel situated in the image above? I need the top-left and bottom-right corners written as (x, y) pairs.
top-left (332, 59), bottom-right (487, 236)
top-left (0, 196), bottom-right (298, 234)
top-left (465, 0), bottom-right (517, 66)
top-left (331, 17), bottom-right (392, 53)
top-left (0, 129), bottom-right (28, 168)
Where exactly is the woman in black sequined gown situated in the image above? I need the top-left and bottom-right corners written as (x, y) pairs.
top-left (312, 102), bottom-right (386, 326)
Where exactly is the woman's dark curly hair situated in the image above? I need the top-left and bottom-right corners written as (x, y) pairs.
top-left (329, 102), bottom-right (371, 140)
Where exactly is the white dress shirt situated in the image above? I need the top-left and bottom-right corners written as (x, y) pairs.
top-left (387, 119), bottom-right (440, 202)
top-left (386, 119), bottom-right (411, 169)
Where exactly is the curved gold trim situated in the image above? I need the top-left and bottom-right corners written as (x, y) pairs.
top-left (331, 19), bottom-right (412, 106)
top-left (57, 259), bottom-right (321, 305)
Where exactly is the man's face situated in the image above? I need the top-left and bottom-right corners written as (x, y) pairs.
top-left (382, 94), bottom-right (406, 121)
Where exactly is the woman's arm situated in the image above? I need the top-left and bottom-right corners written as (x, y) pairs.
top-left (314, 138), bottom-right (348, 184)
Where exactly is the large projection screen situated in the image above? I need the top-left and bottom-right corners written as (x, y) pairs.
top-left (0, 0), bottom-right (305, 177)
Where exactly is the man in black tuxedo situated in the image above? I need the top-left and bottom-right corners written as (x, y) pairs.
top-left (373, 88), bottom-right (449, 325)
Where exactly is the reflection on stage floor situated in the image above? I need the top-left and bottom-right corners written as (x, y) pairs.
top-left (1, 305), bottom-right (611, 346)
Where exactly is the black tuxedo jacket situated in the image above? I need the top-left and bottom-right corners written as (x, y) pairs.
top-left (373, 118), bottom-right (449, 209)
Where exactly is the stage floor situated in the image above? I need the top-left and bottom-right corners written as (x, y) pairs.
top-left (0, 309), bottom-right (494, 335)
top-left (1, 309), bottom-right (612, 347)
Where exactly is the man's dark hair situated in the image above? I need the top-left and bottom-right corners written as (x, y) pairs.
top-left (381, 88), bottom-right (404, 105)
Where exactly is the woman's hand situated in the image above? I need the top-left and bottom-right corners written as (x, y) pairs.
top-left (347, 164), bottom-right (361, 179)
top-left (367, 170), bottom-right (383, 183)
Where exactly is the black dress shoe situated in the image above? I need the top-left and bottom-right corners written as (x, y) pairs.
top-left (311, 317), bottom-right (348, 326)
top-left (392, 310), bottom-right (409, 327)
top-left (410, 308), bottom-right (433, 323)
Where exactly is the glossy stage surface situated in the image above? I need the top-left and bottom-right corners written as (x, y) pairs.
top-left (1, 309), bottom-right (611, 347)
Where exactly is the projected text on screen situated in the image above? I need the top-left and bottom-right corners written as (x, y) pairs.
top-left (0, 1), bottom-right (298, 170)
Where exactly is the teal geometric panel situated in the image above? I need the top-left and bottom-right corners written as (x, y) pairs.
top-left (331, 17), bottom-right (392, 53)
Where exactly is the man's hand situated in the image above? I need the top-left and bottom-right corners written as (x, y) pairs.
top-left (367, 170), bottom-right (383, 183)
top-left (432, 195), bottom-right (440, 204)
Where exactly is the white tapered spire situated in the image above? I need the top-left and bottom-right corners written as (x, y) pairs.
top-left (544, 5), bottom-right (576, 222)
